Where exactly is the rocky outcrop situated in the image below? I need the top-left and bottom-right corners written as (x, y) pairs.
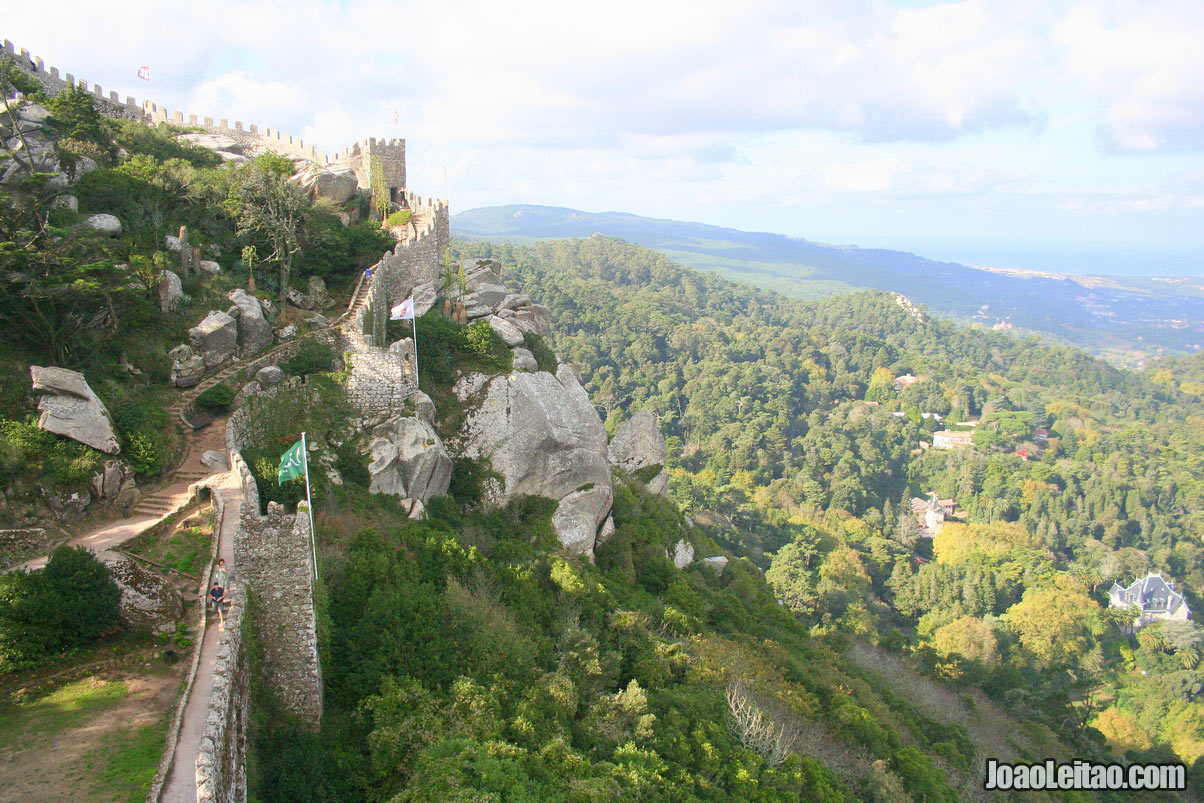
top-left (366, 416), bottom-right (453, 502)
top-left (189, 311), bottom-right (238, 368)
top-left (672, 538), bottom-right (695, 569)
top-left (85, 213), bottom-right (122, 236)
top-left (90, 459), bottom-right (133, 503)
top-left (40, 486), bottom-right (90, 522)
top-left (487, 315), bottom-right (524, 347)
top-left (227, 289), bottom-right (273, 356)
top-left (159, 269), bottom-right (183, 313)
top-left (511, 347), bottom-right (538, 372)
top-left (608, 410), bottom-right (668, 494)
top-left (30, 366), bottom-right (120, 454)
top-left (306, 277), bottom-right (329, 309)
top-left (552, 485), bottom-right (614, 556)
top-left (455, 365), bottom-right (613, 558)
top-left (97, 550), bottom-right (183, 633)
top-left (255, 365), bottom-right (284, 387)
top-left (169, 344), bottom-right (206, 388)
top-left (294, 163), bottom-right (358, 204)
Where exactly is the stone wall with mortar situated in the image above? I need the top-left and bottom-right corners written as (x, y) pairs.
top-left (337, 192), bottom-right (448, 417)
top-left (233, 486), bottom-right (323, 725)
top-left (376, 191), bottom-right (450, 302)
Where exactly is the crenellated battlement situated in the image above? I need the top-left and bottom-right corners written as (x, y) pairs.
top-left (1, 37), bottom-right (407, 190)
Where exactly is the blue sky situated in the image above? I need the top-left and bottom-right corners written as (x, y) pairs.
top-left (5, 0), bottom-right (1203, 275)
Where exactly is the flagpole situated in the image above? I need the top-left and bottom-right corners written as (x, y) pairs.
top-left (412, 316), bottom-right (420, 390)
top-left (300, 431), bottom-right (318, 585)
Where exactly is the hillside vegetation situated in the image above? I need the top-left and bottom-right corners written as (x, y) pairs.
top-left (454, 236), bottom-right (1204, 789)
top-left (453, 205), bottom-right (1204, 360)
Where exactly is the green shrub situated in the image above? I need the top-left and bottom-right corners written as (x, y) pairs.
top-left (464, 321), bottom-right (512, 372)
top-left (335, 440), bottom-right (369, 487)
top-left (412, 311), bottom-right (512, 395)
top-left (112, 400), bottom-right (171, 477)
top-left (0, 546), bottom-right (122, 669)
top-left (282, 340), bottom-right (336, 377)
top-left (244, 445), bottom-right (307, 512)
top-left (449, 457), bottom-right (500, 509)
top-left (0, 417), bottom-right (102, 487)
top-left (196, 382), bottom-right (236, 412)
top-left (890, 746), bottom-right (958, 802)
top-left (295, 215), bottom-right (393, 281)
top-left (110, 119), bottom-right (222, 167)
top-left (385, 209), bottom-right (412, 227)
top-left (46, 85), bottom-right (110, 147)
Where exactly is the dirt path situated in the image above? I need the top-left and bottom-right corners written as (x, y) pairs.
top-left (12, 424), bottom-right (228, 573)
top-left (159, 474), bottom-right (241, 803)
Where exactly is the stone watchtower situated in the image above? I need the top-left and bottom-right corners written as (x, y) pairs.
top-left (338, 138), bottom-right (406, 203)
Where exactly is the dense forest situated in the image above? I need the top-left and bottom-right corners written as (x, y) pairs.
top-left (456, 236), bottom-right (1204, 777)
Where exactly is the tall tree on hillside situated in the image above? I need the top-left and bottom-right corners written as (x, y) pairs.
top-left (227, 155), bottom-right (307, 302)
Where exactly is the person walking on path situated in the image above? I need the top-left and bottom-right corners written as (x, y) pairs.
top-left (208, 581), bottom-right (228, 622)
top-left (213, 558), bottom-right (228, 589)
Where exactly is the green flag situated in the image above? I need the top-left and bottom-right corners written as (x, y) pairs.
top-left (278, 439), bottom-right (306, 484)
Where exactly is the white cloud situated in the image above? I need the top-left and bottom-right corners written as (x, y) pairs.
top-left (2, 0), bottom-right (1202, 263)
top-left (1054, 1), bottom-right (1204, 151)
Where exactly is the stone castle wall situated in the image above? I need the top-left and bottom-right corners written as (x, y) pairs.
top-left (186, 451), bottom-right (319, 803)
top-left (339, 190), bottom-right (447, 416)
top-left (377, 191), bottom-right (450, 300)
top-left (1, 39), bottom-right (143, 120)
top-left (1, 38), bottom-right (404, 189)
top-left (234, 494), bottom-right (323, 726)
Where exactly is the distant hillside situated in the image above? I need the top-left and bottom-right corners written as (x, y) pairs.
top-left (453, 204), bottom-right (1204, 362)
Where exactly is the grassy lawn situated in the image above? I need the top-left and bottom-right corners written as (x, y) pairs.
top-left (0, 673), bottom-right (174, 803)
top-left (83, 719), bottom-right (168, 803)
top-left (0, 677), bottom-right (129, 742)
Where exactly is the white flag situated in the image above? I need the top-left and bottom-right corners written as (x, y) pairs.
top-left (390, 296), bottom-right (415, 320)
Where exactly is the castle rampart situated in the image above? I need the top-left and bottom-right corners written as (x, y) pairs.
top-left (2, 37), bottom-right (406, 191)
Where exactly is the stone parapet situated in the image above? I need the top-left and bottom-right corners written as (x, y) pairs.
top-left (233, 493), bottom-right (322, 726)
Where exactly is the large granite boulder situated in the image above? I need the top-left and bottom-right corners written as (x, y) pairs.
top-left (40, 485), bottom-right (91, 522)
top-left (97, 550), bottom-right (183, 633)
top-left (367, 416), bottom-right (453, 501)
top-left (30, 366), bottom-right (120, 454)
top-left (672, 538), bottom-right (695, 569)
top-left (413, 282), bottom-right (438, 317)
top-left (227, 289), bottom-right (273, 355)
top-left (608, 410), bottom-right (668, 495)
top-left (306, 276), bottom-right (329, 309)
top-left (169, 344), bottom-right (206, 388)
top-left (198, 313), bottom-right (240, 365)
top-left (85, 213), bottom-right (122, 236)
top-left (608, 410), bottom-right (666, 470)
top-left (294, 164), bottom-right (358, 204)
top-left (487, 315), bottom-right (524, 347)
top-left (189, 311), bottom-right (238, 368)
top-left (454, 365), bottom-right (613, 558)
top-left (552, 485), bottom-right (614, 556)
